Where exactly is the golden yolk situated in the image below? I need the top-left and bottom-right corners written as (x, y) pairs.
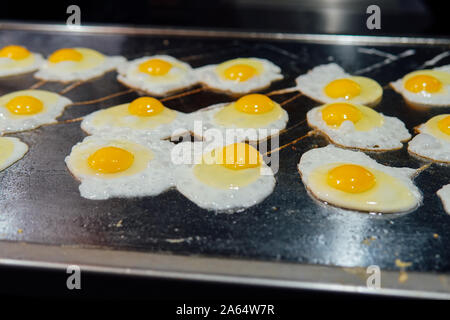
top-left (404, 74), bottom-right (442, 93)
top-left (0, 45), bottom-right (31, 60)
top-left (324, 78), bottom-right (362, 99)
top-left (6, 96), bottom-right (44, 115)
top-left (327, 164), bottom-right (376, 193)
top-left (128, 97), bottom-right (165, 117)
top-left (87, 146), bottom-right (134, 174)
top-left (438, 116), bottom-right (450, 135)
top-left (138, 59), bottom-right (172, 76)
top-left (234, 94), bottom-right (274, 114)
top-left (220, 143), bottom-right (261, 170)
top-left (321, 103), bottom-right (362, 126)
top-left (48, 48), bottom-right (82, 63)
top-left (224, 64), bottom-right (257, 82)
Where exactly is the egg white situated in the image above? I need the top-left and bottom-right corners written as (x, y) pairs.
top-left (117, 55), bottom-right (198, 96)
top-left (65, 134), bottom-right (175, 200)
top-left (35, 48), bottom-right (126, 82)
top-left (0, 137), bottom-right (28, 171)
top-left (408, 115), bottom-right (450, 163)
top-left (391, 65), bottom-right (450, 107)
top-left (195, 58), bottom-right (283, 94)
top-left (0, 52), bottom-right (44, 78)
top-left (298, 145), bottom-right (422, 213)
top-left (437, 184), bottom-right (450, 215)
top-left (173, 141), bottom-right (275, 212)
top-left (295, 63), bottom-right (382, 107)
top-left (81, 102), bottom-right (191, 140)
top-left (190, 101), bottom-right (289, 142)
top-left (307, 104), bottom-right (411, 151)
top-left (0, 90), bottom-right (72, 133)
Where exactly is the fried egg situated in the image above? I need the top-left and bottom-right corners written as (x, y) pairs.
top-left (81, 96), bottom-right (190, 140)
top-left (191, 94), bottom-right (288, 142)
top-left (0, 45), bottom-right (44, 77)
top-left (0, 137), bottom-right (28, 171)
top-left (35, 48), bottom-right (125, 82)
top-left (173, 142), bottom-right (275, 211)
top-left (298, 145), bottom-right (421, 213)
top-left (408, 114), bottom-right (450, 163)
top-left (307, 102), bottom-right (410, 151)
top-left (296, 63), bottom-right (383, 107)
top-left (391, 65), bottom-right (450, 107)
top-left (65, 134), bottom-right (174, 200)
top-left (195, 58), bottom-right (283, 94)
top-left (437, 184), bottom-right (450, 214)
top-left (0, 90), bottom-right (72, 133)
top-left (117, 55), bottom-right (198, 96)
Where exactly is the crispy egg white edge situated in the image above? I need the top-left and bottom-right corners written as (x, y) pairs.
top-left (437, 184), bottom-right (450, 214)
top-left (0, 94), bottom-right (72, 133)
top-left (297, 145), bottom-right (422, 209)
top-left (173, 141), bottom-right (276, 212)
top-left (116, 55), bottom-right (198, 96)
top-left (35, 56), bottom-right (126, 82)
top-left (190, 102), bottom-right (289, 142)
top-left (408, 123), bottom-right (450, 162)
top-left (0, 137), bottom-right (29, 171)
top-left (81, 105), bottom-right (192, 140)
top-left (307, 106), bottom-right (411, 150)
top-left (295, 63), bottom-right (381, 106)
top-left (390, 64), bottom-right (450, 107)
top-left (65, 134), bottom-right (175, 200)
top-left (194, 58), bottom-right (283, 94)
top-left (0, 53), bottom-right (45, 77)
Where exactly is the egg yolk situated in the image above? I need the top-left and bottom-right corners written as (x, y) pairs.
top-left (324, 78), bottom-right (361, 99)
top-left (48, 48), bottom-right (83, 63)
top-left (139, 58), bottom-right (172, 76)
top-left (128, 97), bottom-right (165, 116)
top-left (6, 96), bottom-right (44, 115)
top-left (0, 45), bottom-right (31, 60)
top-left (404, 74), bottom-right (442, 93)
top-left (321, 103), bottom-right (362, 126)
top-left (224, 64), bottom-right (257, 82)
top-left (87, 146), bottom-right (134, 174)
top-left (327, 164), bottom-right (376, 193)
top-left (219, 143), bottom-right (261, 170)
top-left (234, 94), bottom-right (274, 114)
top-left (438, 116), bottom-right (450, 135)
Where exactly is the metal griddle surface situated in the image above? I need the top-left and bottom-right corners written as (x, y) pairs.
top-left (1, 25), bottom-right (450, 277)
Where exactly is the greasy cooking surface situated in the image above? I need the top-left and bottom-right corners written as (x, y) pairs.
top-left (0, 28), bottom-right (450, 273)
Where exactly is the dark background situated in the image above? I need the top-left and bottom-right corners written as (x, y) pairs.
top-left (1, 0), bottom-right (447, 302)
top-left (1, 0), bottom-right (449, 36)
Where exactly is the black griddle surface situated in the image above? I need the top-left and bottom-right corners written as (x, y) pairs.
top-left (0, 28), bottom-right (450, 273)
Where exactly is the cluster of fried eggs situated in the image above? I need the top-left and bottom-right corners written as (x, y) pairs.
top-left (81, 96), bottom-right (190, 140)
top-left (307, 102), bottom-right (410, 151)
top-left (296, 63), bottom-right (383, 107)
top-left (195, 58), bottom-right (283, 94)
top-left (0, 137), bottom-right (28, 172)
top-left (298, 145), bottom-right (422, 213)
top-left (0, 89), bottom-right (72, 133)
top-left (0, 45), bottom-right (44, 78)
top-left (391, 65), bottom-right (450, 107)
top-left (191, 93), bottom-right (288, 142)
top-left (65, 134), bottom-right (174, 200)
top-left (35, 47), bottom-right (126, 82)
top-left (408, 114), bottom-right (450, 163)
top-left (117, 55), bottom-right (198, 96)
top-left (173, 141), bottom-right (275, 211)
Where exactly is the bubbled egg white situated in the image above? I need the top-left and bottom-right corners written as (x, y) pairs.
top-left (117, 55), bottom-right (198, 96)
top-left (0, 89), bottom-right (72, 133)
top-left (0, 137), bottom-right (28, 171)
top-left (437, 184), bottom-right (450, 215)
top-left (65, 134), bottom-right (175, 200)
